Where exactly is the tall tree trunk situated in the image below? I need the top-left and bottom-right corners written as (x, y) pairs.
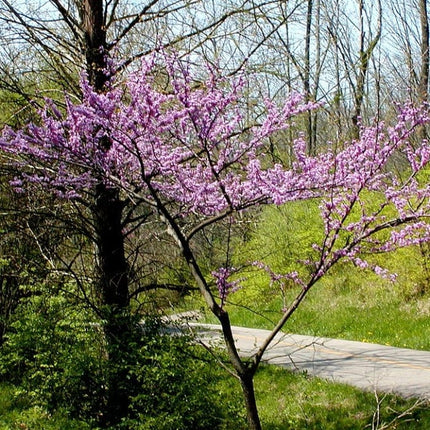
top-left (94, 185), bottom-right (129, 311)
top-left (352, 0), bottom-right (381, 138)
top-left (419, 0), bottom-right (429, 104)
top-left (81, 1), bottom-right (132, 425)
top-left (418, 0), bottom-right (430, 108)
top-left (311, 0), bottom-right (321, 154)
top-left (418, 0), bottom-right (430, 287)
top-left (304, 0), bottom-right (314, 155)
top-left (82, 0), bottom-right (109, 91)
top-left (0, 275), bottom-right (19, 346)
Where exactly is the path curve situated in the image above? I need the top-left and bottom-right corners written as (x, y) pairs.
top-left (190, 323), bottom-right (430, 400)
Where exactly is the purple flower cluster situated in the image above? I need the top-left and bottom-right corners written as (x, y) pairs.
top-left (2, 53), bottom-right (430, 287)
top-left (0, 55), bottom-right (322, 210)
top-left (211, 266), bottom-right (241, 303)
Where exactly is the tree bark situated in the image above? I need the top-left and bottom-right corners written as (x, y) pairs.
top-left (419, 0), bottom-right (429, 104)
top-left (240, 371), bottom-right (262, 430)
top-left (81, 1), bottom-right (132, 425)
top-left (82, 0), bottom-right (109, 91)
top-left (94, 185), bottom-right (129, 310)
top-left (304, 0), bottom-right (314, 155)
top-left (352, 0), bottom-right (381, 138)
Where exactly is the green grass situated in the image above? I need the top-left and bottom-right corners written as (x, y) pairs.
top-left (2, 367), bottom-right (429, 430)
top-left (0, 384), bottom-right (90, 430)
top-left (254, 365), bottom-right (430, 429)
top-left (205, 364), bottom-right (430, 429)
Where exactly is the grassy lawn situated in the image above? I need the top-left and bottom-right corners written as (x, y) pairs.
top-left (254, 365), bottom-right (430, 429)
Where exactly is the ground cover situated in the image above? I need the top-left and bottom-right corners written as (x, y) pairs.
top-left (1, 365), bottom-right (429, 429)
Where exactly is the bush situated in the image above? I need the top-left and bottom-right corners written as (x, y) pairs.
top-left (0, 284), bottom-right (106, 421)
top-left (126, 328), bottom-right (245, 429)
top-left (0, 286), bottom-right (245, 429)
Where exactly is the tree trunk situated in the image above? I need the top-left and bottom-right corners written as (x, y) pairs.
top-left (240, 371), bottom-right (262, 430)
top-left (81, 1), bottom-right (133, 425)
top-left (0, 274), bottom-right (19, 346)
top-left (94, 185), bottom-right (129, 310)
top-left (82, 0), bottom-right (108, 91)
top-left (352, 0), bottom-right (381, 138)
top-left (304, 0), bottom-right (314, 155)
top-left (419, 0), bottom-right (429, 105)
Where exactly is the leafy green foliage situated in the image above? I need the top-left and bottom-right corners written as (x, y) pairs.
top-left (2, 364), bottom-right (429, 430)
top-left (0, 283), bottom-right (106, 421)
top-left (123, 320), bottom-right (245, 430)
top-left (0, 284), bottom-right (246, 429)
top-left (242, 200), bottom-right (323, 274)
top-left (0, 382), bottom-right (90, 430)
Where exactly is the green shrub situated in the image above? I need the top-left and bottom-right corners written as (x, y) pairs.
top-left (122, 318), bottom-right (245, 430)
top-left (0, 383), bottom-right (91, 429)
top-left (0, 284), bottom-right (106, 421)
top-left (0, 286), bottom-right (245, 429)
top-left (232, 200), bottom-right (323, 307)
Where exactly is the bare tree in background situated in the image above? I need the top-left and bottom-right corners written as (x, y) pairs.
top-left (419, 0), bottom-right (429, 104)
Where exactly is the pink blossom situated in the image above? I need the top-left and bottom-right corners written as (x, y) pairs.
top-left (211, 267), bottom-right (242, 303)
top-left (3, 53), bottom-right (430, 293)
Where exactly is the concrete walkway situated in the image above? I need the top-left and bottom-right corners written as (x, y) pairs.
top-left (191, 323), bottom-right (430, 400)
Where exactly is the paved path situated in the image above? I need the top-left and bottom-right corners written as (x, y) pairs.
top-left (191, 323), bottom-right (430, 400)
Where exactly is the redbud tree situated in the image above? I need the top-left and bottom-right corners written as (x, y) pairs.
top-left (2, 53), bottom-right (430, 429)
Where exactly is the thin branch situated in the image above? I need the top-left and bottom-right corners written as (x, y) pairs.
top-left (48, 0), bottom-right (82, 42)
top-left (108, 0), bottom-right (161, 48)
top-left (129, 282), bottom-right (197, 298)
top-left (117, 4), bottom-right (255, 72)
